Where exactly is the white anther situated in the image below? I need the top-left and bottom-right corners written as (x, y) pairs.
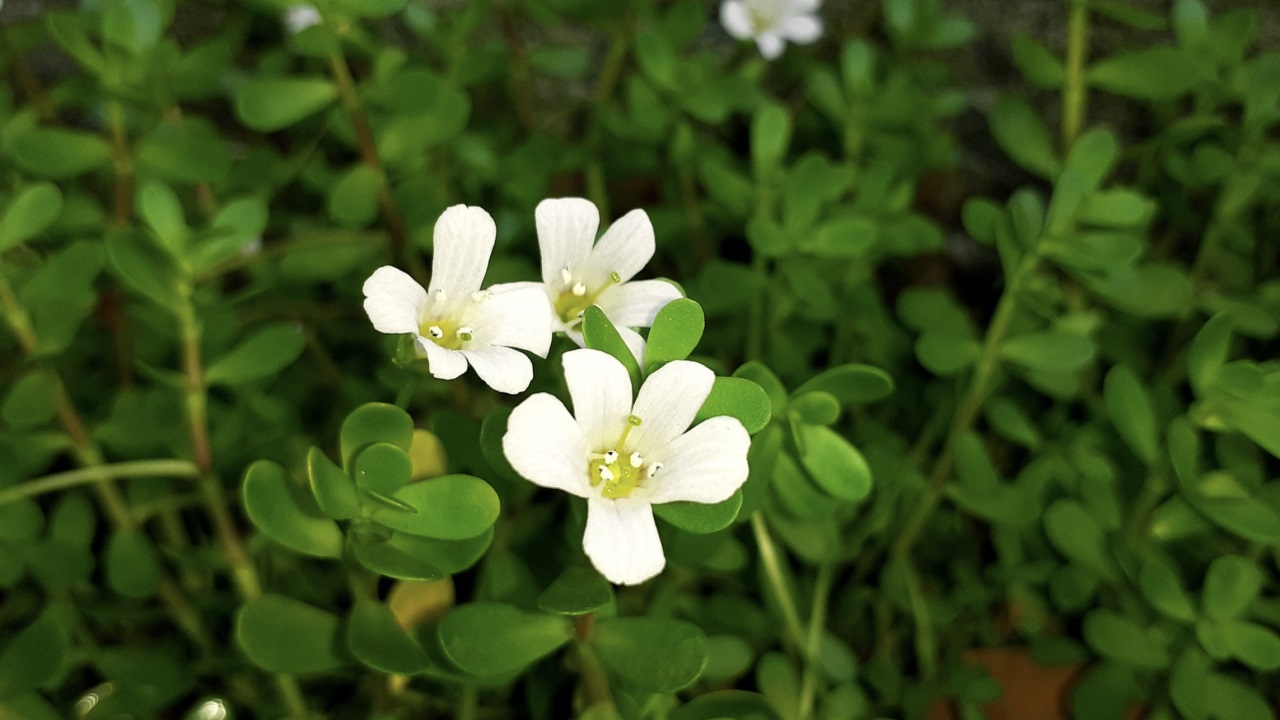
top-left (576, 310), bottom-right (585, 319)
top-left (603, 450), bottom-right (618, 464)
top-left (647, 462), bottom-right (663, 478)
top-left (427, 325), bottom-right (444, 339)
top-left (471, 291), bottom-right (492, 303)
top-left (629, 452), bottom-right (644, 468)
top-left (433, 289), bottom-right (447, 304)
top-left (571, 282), bottom-right (587, 297)
top-left (561, 266), bottom-right (573, 285)
top-left (456, 326), bottom-right (474, 341)
top-left (598, 465), bottom-right (615, 482)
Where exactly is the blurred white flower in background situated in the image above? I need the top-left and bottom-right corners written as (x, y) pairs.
top-left (720, 0), bottom-right (823, 60)
top-left (283, 4), bottom-right (323, 34)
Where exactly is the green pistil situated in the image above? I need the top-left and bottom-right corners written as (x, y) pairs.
top-left (586, 415), bottom-right (648, 499)
top-left (418, 317), bottom-right (471, 351)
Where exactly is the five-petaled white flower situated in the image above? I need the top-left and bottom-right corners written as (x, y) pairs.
top-left (283, 4), bottom-right (323, 34)
top-left (513, 198), bottom-right (682, 362)
top-left (503, 349), bottom-right (751, 585)
top-left (363, 205), bottom-right (552, 394)
top-left (720, 0), bottom-right (823, 60)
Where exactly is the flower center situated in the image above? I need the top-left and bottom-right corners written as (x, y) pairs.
top-left (586, 414), bottom-right (663, 499)
top-left (553, 266), bottom-right (623, 328)
top-left (418, 288), bottom-right (483, 351)
top-left (746, 0), bottom-right (782, 31)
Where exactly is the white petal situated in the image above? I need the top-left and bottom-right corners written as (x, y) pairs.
top-left (583, 498), bottom-right (664, 585)
top-left (472, 282), bottom-right (554, 357)
top-left (583, 209), bottom-right (654, 287)
top-left (781, 14), bottom-right (822, 44)
top-left (428, 205), bottom-right (496, 302)
top-left (419, 338), bottom-right (468, 380)
top-left (629, 360), bottom-right (715, 455)
top-left (363, 266), bottom-right (426, 334)
top-left (616, 326), bottom-right (646, 366)
top-left (504, 393), bottom-right (591, 498)
top-left (594, 279), bottom-right (683, 329)
top-left (719, 0), bottom-right (754, 39)
top-left (563, 348), bottom-right (633, 452)
top-left (563, 327), bottom-right (587, 347)
top-left (460, 345), bottom-right (533, 394)
top-left (757, 33), bottom-right (786, 60)
top-left (536, 198), bottom-right (599, 288)
top-left (644, 417), bottom-right (751, 504)
top-left (791, 0), bottom-right (821, 13)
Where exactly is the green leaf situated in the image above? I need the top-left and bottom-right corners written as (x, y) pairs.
top-left (328, 165), bottom-right (383, 228)
top-left (438, 602), bottom-right (571, 676)
top-left (236, 594), bottom-right (342, 673)
top-left (1011, 34), bottom-right (1065, 89)
top-left (0, 370), bottom-right (59, 429)
top-left (372, 475), bottom-right (500, 540)
top-left (353, 442), bottom-right (414, 497)
top-left (582, 306), bottom-right (642, 390)
top-left (1089, 48), bottom-right (1201, 101)
top-left (0, 612), bottom-right (67, 699)
top-left (1044, 499), bottom-right (1115, 578)
top-left (792, 364), bottom-right (894, 406)
top-left (105, 530), bottom-right (163, 599)
top-left (0, 500), bottom-right (43, 543)
top-left (1000, 331), bottom-right (1095, 372)
top-left (1077, 189), bottom-right (1152, 228)
top-left (1218, 621), bottom-right (1280, 671)
top-left (332, 0), bottom-right (405, 17)
top-left (1083, 609), bottom-right (1169, 668)
top-left (0, 183), bottom-right (63, 251)
top-left (670, 691), bottom-right (782, 720)
top-left (136, 181), bottom-right (188, 255)
top-left (916, 332), bottom-right (980, 375)
top-left (751, 103), bottom-right (791, 174)
top-left (644, 298), bottom-right (704, 372)
top-left (989, 96), bottom-right (1059, 178)
top-left (789, 392), bottom-right (840, 426)
top-left (242, 461), bottom-right (343, 559)
top-left (1138, 554), bottom-right (1197, 622)
top-left (235, 77), bottom-right (337, 132)
top-left (654, 490), bottom-right (743, 534)
top-left (341, 403), bottom-right (415, 470)
top-left (1187, 313), bottom-right (1232, 397)
top-left (351, 536), bottom-right (443, 581)
top-left (347, 602), bottom-right (431, 675)
top-left (1202, 555), bottom-right (1261, 620)
top-left (206, 324), bottom-right (306, 385)
top-left (594, 617), bottom-right (707, 692)
top-left (804, 216), bottom-right (877, 258)
top-left (136, 118), bottom-right (231, 184)
top-left (731, 362), bottom-right (787, 415)
top-left (693, 377), bottom-right (772, 434)
top-left (1103, 365), bottom-right (1158, 465)
top-left (105, 230), bottom-right (184, 308)
top-left (536, 565), bottom-right (614, 616)
top-left (9, 128), bottom-right (112, 179)
top-left (635, 30), bottom-right (677, 90)
top-left (1047, 129), bottom-right (1118, 231)
top-left (794, 425), bottom-right (872, 502)
top-left (307, 447), bottom-right (361, 520)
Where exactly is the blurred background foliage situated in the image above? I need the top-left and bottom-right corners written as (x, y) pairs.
top-left (0, 0), bottom-right (1279, 719)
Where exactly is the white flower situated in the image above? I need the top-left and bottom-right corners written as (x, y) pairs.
top-left (363, 205), bottom-right (553, 394)
top-left (512, 198), bottom-right (682, 363)
top-left (503, 349), bottom-right (751, 585)
top-left (283, 4), bottom-right (323, 33)
top-left (720, 0), bottom-right (823, 60)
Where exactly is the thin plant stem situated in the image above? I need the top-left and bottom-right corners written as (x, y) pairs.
top-left (573, 613), bottom-right (615, 711)
top-left (750, 512), bottom-right (807, 652)
top-left (0, 460), bottom-right (199, 506)
top-left (1061, 0), bottom-right (1090, 149)
top-left (106, 99), bottom-right (134, 227)
top-left (326, 53), bottom-right (415, 278)
top-left (797, 563), bottom-right (835, 720)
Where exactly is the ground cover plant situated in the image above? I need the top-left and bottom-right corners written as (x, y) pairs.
top-left (0, 0), bottom-right (1278, 718)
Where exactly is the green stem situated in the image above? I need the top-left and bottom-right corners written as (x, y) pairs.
top-left (458, 685), bottom-right (479, 720)
top-left (0, 460), bottom-right (199, 506)
top-left (584, 19), bottom-right (631, 221)
top-left (573, 614), bottom-right (615, 711)
top-left (750, 512), bottom-right (807, 652)
top-left (1061, 0), bottom-right (1090, 149)
top-left (797, 563), bottom-right (835, 720)
top-left (106, 99), bottom-right (134, 227)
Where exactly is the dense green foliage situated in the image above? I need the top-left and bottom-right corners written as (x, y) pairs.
top-left (1, 0), bottom-right (1278, 719)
